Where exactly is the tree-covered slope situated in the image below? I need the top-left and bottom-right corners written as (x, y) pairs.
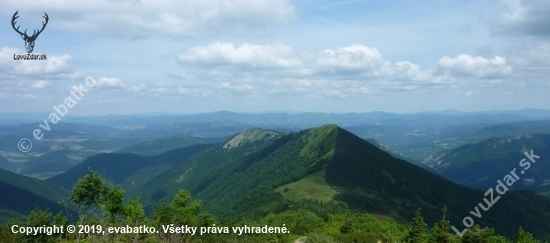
top-left (0, 168), bottom-right (68, 222)
top-left (135, 125), bottom-right (550, 239)
top-left (47, 143), bottom-right (213, 191)
top-left (134, 128), bottom-right (284, 209)
top-left (423, 133), bottom-right (550, 194)
top-left (324, 127), bottom-right (550, 238)
top-left (116, 134), bottom-right (224, 156)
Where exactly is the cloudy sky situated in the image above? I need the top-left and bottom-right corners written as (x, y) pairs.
top-left (0, 0), bottom-right (549, 115)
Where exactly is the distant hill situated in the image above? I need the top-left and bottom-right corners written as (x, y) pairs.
top-left (134, 125), bottom-right (550, 239)
top-left (393, 120), bottom-right (550, 162)
top-left (47, 144), bottom-right (214, 192)
top-left (423, 133), bottom-right (550, 194)
top-left (0, 168), bottom-right (69, 222)
top-left (116, 134), bottom-right (225, 156)
top-left (21, 150), bottom-right (92, 176)
top-left (465, 120), bottom-right (550, 139)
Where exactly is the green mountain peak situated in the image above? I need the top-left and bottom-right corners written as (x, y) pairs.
top-left (122, 126), bottom-right (550, 238)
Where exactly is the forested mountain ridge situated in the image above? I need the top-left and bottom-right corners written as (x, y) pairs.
top-left (47, 143), bottom-right (214, 191)
top-left (134, 128), bottom-right (284, 208)
top-left (0, 168), bottom-right (69, 221)
top-left (133, 125), bottom-right (550, 239)
top-left (116, 134), bottom-right (225, 156)
top-left (423, 133), bottom-right (550, 194)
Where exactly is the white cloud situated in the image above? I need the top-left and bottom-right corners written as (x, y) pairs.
top-left (178, 43), bottom-right (434, 82)
top-left (1, 0), bottom-right (298, 38)
top-left (314, 45), bottom-right (390, 75)
top-left (393, 61), bottom-right (433, 81)
top-left (0, 47), bottom-right (81, 80)
top-left (311, 45), bottom-right (435, 82)
top-left (178, 42), bottom-right (301, 69)
top-left (129, 84), bottom-right (147, 93)
top-left (116, 81), bottom-right (190, 98)
top-left (174, 42), bottom-right (486, 99)
top-left (172, 42), bottom-right (532, 99)
top-left (437, 54), bottom-right (513, 78)
top-left (217, 82), bottom-right (253, 91)
top-left (96, 77), bottom-right (125, 89)
top-left (30, 80), bottom-right (52, 89)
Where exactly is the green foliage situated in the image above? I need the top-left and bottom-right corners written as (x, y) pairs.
top-left (126, 197), bottom-right (146, 226)
top-left (104, 185), bottom-right (126, 223)
top-left (340, 217), bottom-right (353, 234)
top-left (171, 189), bottom-right (203, 225)
top-left (406, 208), bottom-right (428, 243)
top-left (0, 218), bottom-right (24, 243)
top-left (70, 168), bottom-right (108, 220)
top-left (304, 233), bottom-right (337, 243)
top-left (515, 227), bottom-right (538, 243)
top-left (461, 225), bottom-right (497, 243)
top-left (198, 212), bottom-right (218, 227)
top-left (52, 211), bottom-right (69, 241)
top-left (1, 188), bottom-right (546, 243)
top-left (153, 189), bottom-right (203, 242)
top-left (430, 206), bottom-right (460, 243)
top-left (25, 208), bottom-right (54, 243)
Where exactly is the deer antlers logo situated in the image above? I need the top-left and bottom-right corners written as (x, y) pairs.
top-left (11, 10), bottom-right (49, 53)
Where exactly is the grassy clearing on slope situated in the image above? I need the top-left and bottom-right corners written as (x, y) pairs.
top-left (275, 169), bottom-right (336, 202)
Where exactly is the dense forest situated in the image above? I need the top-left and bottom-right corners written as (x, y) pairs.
top-left (0, 168), bottom-right (545, 243)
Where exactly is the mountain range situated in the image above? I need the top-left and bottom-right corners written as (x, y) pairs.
top-left (47, 143), bottom-right (215, 192)
top-left (3, 119), bottom-right (550, 239)
top-left (43, 125), bottom-right (550, 239)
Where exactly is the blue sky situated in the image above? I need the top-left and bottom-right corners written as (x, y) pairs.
top-left (0, 0), bottom-right (549, 115)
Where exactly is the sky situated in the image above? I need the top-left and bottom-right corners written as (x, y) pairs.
top-left (0, 0), bottom-right (549, 115)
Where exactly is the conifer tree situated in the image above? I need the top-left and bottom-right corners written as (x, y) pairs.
top-left (461, 224), bottom-right (495, 243)
top-left (431, 206), bottom-right (458, 243)
top-left (406, 208), bottom-right (427, 243)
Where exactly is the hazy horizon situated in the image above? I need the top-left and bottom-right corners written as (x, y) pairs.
top-left (1, 107), bottom-right (550, 117)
